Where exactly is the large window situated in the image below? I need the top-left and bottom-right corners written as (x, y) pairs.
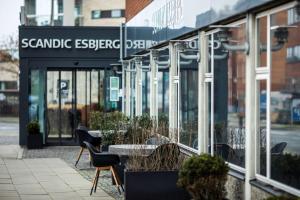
top-left (206, 23), bottom-right (246, 168)
top-left (178, 39), bottom-right (199, 150)
top-left (91, 9), bottom-right (125, 19)
top-left (29, 69), bottom-right (45, 142)
top-left (256, 6), bottom-right (300, 193)
top-left (142, 71), bottom-right (150, 114)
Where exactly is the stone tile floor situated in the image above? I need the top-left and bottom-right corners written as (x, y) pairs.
top-left (0, 157), bottom-right (114, 200)
top-left (22, 146), bottom-right (123, 200)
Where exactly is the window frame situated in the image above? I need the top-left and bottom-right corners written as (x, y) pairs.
top-left (111, 9), bottom-right (122, 18)
top-left (91, 10), bottom-right (101, 19)
top-left (204, 19), bottom-right (247, 173)
top-left (177, 35), bottom-right (201, 154)
top-left (254, 1), bottom-right (300, 196)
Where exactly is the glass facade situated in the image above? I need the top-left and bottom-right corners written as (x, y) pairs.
top-left (269, 8), bottom-right (300, 190)
top-left (25, 0), bottom-right (82, 26)
top-left (178, 40), bottom-right (199, 149)
top-left (214, 24), bottom-right (246, 168)
top-left (30, 68), bottom-right (118, 144)
top-left (255, 4), bottom-right (300, 193)
top-left (142, 71), bottom-right (150, 114)
top-left (29, 69), bottom-right (46, 142)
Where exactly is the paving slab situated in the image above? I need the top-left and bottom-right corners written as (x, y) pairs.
top-left (0, 158), bottom-right (114, 199)
top-left (0, 145), bottom-right (23, 159)
top-left (0, 190), bottom-right (19, 197)
top-left (0, 178), bottom-right (12, 184)
top-left (49, 192), bottom-right (84, 200)
top-left (11, 175), bottom-right (38, 184)
top-left (20, 195), bottom-right (51, 200)
top-left (0, 195), bottom-right (19, 200)
top-left (15, 183), bottom-right (47, 195)
top-left (0, 183), bottom-right (15, 191)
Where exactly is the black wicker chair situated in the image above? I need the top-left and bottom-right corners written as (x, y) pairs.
top-left (84, 141), bottom-right (123, 195)
top-left (271, 142), bottom-right (287, 155)
top-left (74, 127), bottom-right (101, 167)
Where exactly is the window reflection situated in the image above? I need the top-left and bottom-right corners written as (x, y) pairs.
top-left (179, 40), bottom-right (199, 149)
top-left (270, 9), bottom-right (300, 190)
top-left (257, 79), bottom-right (267, 176)
top-left (142, 71), bottom-right (150, 113)
top-left (257, 16), bottom-right (267, 68)
top-left (212, 24), bottom-right (246, 167)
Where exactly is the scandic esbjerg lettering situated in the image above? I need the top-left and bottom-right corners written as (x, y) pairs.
top-left (21, 38), bottom-right (154, 50)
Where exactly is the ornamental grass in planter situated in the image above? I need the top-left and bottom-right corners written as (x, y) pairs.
top-left (124, 139), bottom-right (190, 200)
top-left (27, 120), bottom-right (43, 149)
top-left (177, 153), bottom-right (229, 200)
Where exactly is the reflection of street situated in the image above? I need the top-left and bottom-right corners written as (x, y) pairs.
top-left (0, 119), bottom-right (19, 145)
top-left (271, 129), bottom-right (300, 155)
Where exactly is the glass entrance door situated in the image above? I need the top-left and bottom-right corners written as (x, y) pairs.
top-left (47, 70), bottom-right (76, 145)
top-left (46, 69), bottom-right (111, 145)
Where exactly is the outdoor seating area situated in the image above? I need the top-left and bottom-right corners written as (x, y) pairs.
top-left (70, 111), bottom-right (238, 199)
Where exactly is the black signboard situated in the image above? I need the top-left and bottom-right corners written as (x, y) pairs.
top-left (19, 26), bottom-right (121, 59)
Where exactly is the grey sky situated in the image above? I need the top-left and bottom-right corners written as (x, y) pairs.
top-left (0, 0), bottom-right (23, 44)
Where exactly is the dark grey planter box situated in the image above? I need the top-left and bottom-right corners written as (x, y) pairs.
top-left (27, 134), bottom-right (43, 149)
top-left (124, 170), bottom-right (190, 200)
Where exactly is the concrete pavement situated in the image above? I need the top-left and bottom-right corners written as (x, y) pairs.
top-left (0, 158), bottom-right (114, 200)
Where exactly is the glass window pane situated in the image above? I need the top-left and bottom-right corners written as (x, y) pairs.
top-left (270, 9), bottom-right (300, 190)
top-left (111, 10), bottom-right (121, 18)
top-left (47, 71), bottom-right (59, 139)
top-left (179, 39), bottom-right (199, 149)
top-left (257, 79), bottom-right (267, 176)
top-left (142, 71), bottom-right (150, 114)
top-left (213, 24), bottom-right (246, 167)
top-left (91, 10), bottom-right (101, 19)
top-left (60, 71), bottom-right (73, 139)
top-left (257, 16), bottom-right (268, 68)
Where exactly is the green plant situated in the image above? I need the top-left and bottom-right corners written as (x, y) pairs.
top-left (27, 120), bottom-right (40, 135)
top-left (138, 114), bottom-right (153, 130)
top-left (177, 153), bottom-right (229, 200)
top-left (89, 111), bottom-right (102, 130)
top-left (101, 130), bottom-right (118, 146)
top-left (158, 113), bottom-right (169, 137)
top-left (265, 196), bottom-right (300, 200)
top-left (89, 111), bottom-right (129, 146)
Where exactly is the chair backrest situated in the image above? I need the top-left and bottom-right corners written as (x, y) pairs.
top-left (75, 128), bottom-right (90, 147)
top-left (271, 142), bottom-right (287, 155)
top-left (78, 125), bottom-right (88, 132)
top-left (84, 141), bottom-right (101, 166)
top-left (84, 141), bottom-right (120, 167)
top-left (147, 143), bottom-right (180, 170)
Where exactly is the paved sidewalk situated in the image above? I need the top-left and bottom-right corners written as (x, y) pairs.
top-left (0, 158), bottom-right (114, 200)
top-left (0, 145), bottom-right (23, 159)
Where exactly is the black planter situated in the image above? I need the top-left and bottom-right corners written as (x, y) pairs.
top-left (124, 170), bottom-right (190, 200)
top-left (27, 134), bottom-right (43, 149)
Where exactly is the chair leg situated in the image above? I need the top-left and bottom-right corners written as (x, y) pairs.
top-left (94, 168), bottom-right (100, 193)
top-left (90, 169), bottom-right (99, 195)
top-left (112, 166), bottom-right (124, 192)
top-left (110, 166), bottom-right (122, 194)
top-left (75, 147), bottom-right (84, 167)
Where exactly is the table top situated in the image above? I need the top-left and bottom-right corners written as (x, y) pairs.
top-left (108, 144), bottom-right (157, 156)
top-left (88, 130), bottom-right (102, 137)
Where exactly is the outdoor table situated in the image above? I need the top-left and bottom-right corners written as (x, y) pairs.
top-left (108, 144), bottom-right (157, 156)
top-left (88, 130), bottom-right (102, 137)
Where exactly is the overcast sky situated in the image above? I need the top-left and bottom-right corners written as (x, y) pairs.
top-left (0, 0), bottom-right (23, 44)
